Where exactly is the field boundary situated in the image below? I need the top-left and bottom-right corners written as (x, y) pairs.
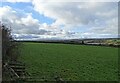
top-left (17, 41), bottom-right (120, 48)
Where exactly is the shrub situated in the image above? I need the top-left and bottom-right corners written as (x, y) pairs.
top-left (0, 23), bottom-right (20, 63)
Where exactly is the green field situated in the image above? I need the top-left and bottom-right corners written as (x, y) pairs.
top-left (19, 42), bottom-right (118, 81)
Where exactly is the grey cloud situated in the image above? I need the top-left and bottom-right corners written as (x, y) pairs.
top-left (1, 1), bottom-right (118, 39)
top-left (32, 2), bottom-right (118, 26)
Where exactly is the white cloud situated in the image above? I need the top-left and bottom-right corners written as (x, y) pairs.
top-left (2, 0), bottom-right (119, 3)
top-left (32, 1), bottom-right (118, 38)
top-left (0, 6), bottom-right (43, 34)
top-left (2, 0), bottom-right (32, 3)
top-left (1, 1), bottom-right (118, 40)
top-left (0, 6), bottom-right (76, 40)
top-left (32, 1), bottom-right (117, 25)
top-left (0, 6), bottom-right (40, 34)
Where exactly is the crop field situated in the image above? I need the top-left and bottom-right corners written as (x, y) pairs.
top-left (19, 42), bottom-right (118, 81)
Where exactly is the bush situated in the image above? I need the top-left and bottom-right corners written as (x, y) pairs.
top-left (1, 24), bottom-right (20, 63)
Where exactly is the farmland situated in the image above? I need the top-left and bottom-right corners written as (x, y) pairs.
top-left (19, 42), bottom-right (118, 81)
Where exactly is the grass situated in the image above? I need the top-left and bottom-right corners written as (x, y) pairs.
top-left (19, 42), bottom-right (118, 81)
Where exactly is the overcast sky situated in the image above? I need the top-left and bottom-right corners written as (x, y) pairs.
top-left (0, 0), bottom-right (119, 40)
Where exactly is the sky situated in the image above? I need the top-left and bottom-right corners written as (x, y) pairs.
top-left (0, 0), bottom-right (119, 40)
